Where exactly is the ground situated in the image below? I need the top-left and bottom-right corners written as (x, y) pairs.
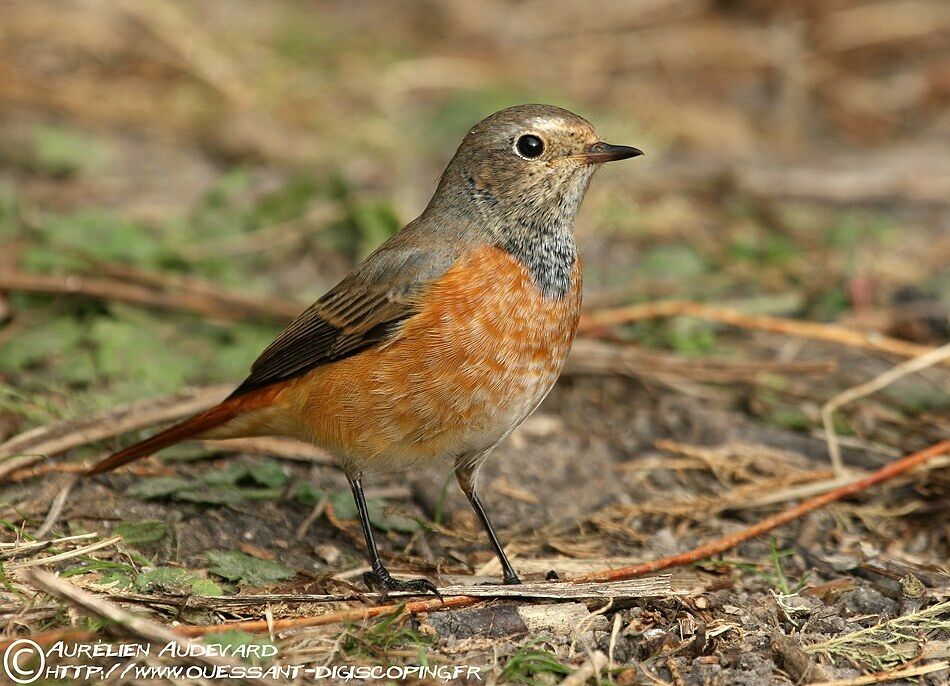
top-left (0, 1), bottom-right (948, 685)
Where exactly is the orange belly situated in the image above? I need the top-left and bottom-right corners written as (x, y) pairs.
top-left (272, 246), bottom-right (582, 473)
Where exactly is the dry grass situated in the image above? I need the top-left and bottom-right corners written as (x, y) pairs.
top-left (0, 1), bottom-right (947, 683)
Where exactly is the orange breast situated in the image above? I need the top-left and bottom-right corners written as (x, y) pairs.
top-left (277, 245), bottom-right (582, 472)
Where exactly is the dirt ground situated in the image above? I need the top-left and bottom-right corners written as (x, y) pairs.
top-left (0, 1), bottom-right (948, 685)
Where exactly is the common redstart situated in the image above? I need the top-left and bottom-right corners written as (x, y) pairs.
top-left (88, 104), bottom-right (642, 595)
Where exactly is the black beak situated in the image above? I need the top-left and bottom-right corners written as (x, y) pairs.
top-left (582, 142), bottom-right (644, 164)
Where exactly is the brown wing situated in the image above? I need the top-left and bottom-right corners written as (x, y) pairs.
top-left (228, 242), bottom-right (457, 397)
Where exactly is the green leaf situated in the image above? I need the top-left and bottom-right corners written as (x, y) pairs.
top-left (206, 550), bottom-right (294, 587)
top-left (89, 318), bottom-right (196, 393)
top-left (190, 578), bottom-right (224, 596)
top-left (329, 489), bottom-right (360, 520)
top-left (115, 520), bottom-right (169, 547)
top-left (295, 483), bottom-right (323, 507)
top-left (176, 486), bottom-right (279, 505)
top-left (667, 317), bottom-right (717, 356)
top-left (134, 567), bottom-right (224, 596)
top-left (128, 477), bottom-right (192, 500)
top-left (200, 463), bottom-right (251, 486)
top-left (127, 475), bottom-right (279, 504)
top-left (33, 125), bottom-right (104, 176)
top-left (134, 567), bottom-right (191, 593)
top-left (98, 571), bottom-right (134, 590)
top-left (643, 245), bottom-right (709, 279)
top-left (374, 509), bottom-right (421, 534)
top-left (42, 211), bottom-right (168, 264)
top-left (0, 317), bottom-right (85, 373)
top-left (245, 459), bottom-right (288, 488)
top-left (61, 560), bottom-right (135, 576)
top-left (351, 200), bottom-right (401, 259)
top-left (329, 490), bottom-right (419, 534)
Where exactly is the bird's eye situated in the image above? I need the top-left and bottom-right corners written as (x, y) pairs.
top-left (515, 134), bottom-right (544, 159)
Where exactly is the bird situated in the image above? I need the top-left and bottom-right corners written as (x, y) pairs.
top-left (87, 104), bottom-right (642, 596)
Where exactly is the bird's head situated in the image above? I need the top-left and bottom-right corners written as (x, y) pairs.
top-left (429, 104), bottom-right (642, 229)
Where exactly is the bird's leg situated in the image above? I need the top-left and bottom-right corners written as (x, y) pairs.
top-left (455, 463), bottom-right (521, 585)
top-left (347, 474), bottom-right (440, 599)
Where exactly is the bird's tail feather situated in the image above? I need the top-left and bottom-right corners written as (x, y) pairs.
top-left (86, 397), bottom-right (248, 476)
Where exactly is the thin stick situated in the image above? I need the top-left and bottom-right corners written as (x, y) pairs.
top-left (0, 384), bottom-right (232, 476)
top-left (174, 595), bottom-right (475, 637)
top-left (0, 270), bottom-right (298, 324)
top-left (108, 575), bottom-right (674, 609)
top-left (822, 342), bottom-right (950, 475)
top-left (0, 532), bottom-right (97, 551)
top-left (564, 338), bottom-right (836, 382)
top-left (294, 495), bottom-right (328, 541)
top-left (577, 300), bottom-right (943, 363)
top-left (806, 661), bottom-right (948, 686)
top-left (5, 462), bottom-right (101, 483)
top-left (558, 651), bottom-right (608, 686)
top-left (570, 439), bottom-right (949, 583)
top-left (16, 568), bottom-right (272, 686)
top-left (81, 257), bottom-right (304, 321)
top-left (35, 475), bottom-right (78, 538)
top-left (116, 0), bottom-right (255, 107)
top-left (10, 535), bottom-right (122, 569)
top-left (0, 391), bottom-right (331, 483)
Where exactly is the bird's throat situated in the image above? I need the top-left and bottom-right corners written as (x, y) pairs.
top-left (497, 219), bottom-right (577, 300)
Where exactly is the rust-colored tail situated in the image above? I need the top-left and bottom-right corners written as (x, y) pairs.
top-left (86, 402), bottom-right (240, 476)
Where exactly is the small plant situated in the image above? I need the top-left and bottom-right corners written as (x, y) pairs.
top-left (206, 550), bottom-right (293, 587)
top-left (500, 639), bottom-right (573, 685)
top-left (713, 539), bottom-right (810, 595)
top-left (804, 601), bottom-right (949, 671)
top-left (338, 608), bottom-right (432, 660)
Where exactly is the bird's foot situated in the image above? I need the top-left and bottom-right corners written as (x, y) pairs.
top-left (363, 568), bottom-right (441, 601)
top-left (502, 572), bottom-right (522, 585)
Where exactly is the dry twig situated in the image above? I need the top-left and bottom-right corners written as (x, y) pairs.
top-left (578, 300), bottom-right (944, 363)
top-left (0, 384), bottom-right (232, 478)
top-left (806, 660), bottom-right (948, 686)
top-left (822, 342), bottom-right (950, 475)
top-left (80, 257), bottom-right (305, 321)
top-left (10, 535), bottom-right (121, 569)
top-left (565, 338), bottom-right (836, 382)
top-left (34, 475), bottom-right (78, 538)
top-left (557, 651), bottom-right (608, 686)
top-left (108, 575), bottom-right (675, 609)
top-left (115, 0), bottom-right (255, 107)
top-left (175, 596), bottom-right (474, 638)
top-left (570, 439), bottom-right (949, 583)
top-left (0, 270), bottom-right (300, 323)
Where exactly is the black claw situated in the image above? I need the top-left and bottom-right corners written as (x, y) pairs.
top-left (502, 573), bottom-right (522, 585)
top-left (363, 569), bottom-right (441, 601)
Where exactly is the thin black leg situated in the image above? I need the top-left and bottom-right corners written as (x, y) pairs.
top-left (455, 464), bottom-right (521, 585)
top-left (347, 474), bottom-right (440, 599)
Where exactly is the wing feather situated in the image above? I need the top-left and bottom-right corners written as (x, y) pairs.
top-left (228, 242), bottom-right (457, 397)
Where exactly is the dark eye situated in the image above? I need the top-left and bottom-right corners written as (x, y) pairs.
top-left (516, 134), bottom-right (544, 159)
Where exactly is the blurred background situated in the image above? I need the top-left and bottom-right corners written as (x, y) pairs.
top-left (0, 3), bottom-right (948, 679)
top-left (0, 0), bottom-right (947, 416)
